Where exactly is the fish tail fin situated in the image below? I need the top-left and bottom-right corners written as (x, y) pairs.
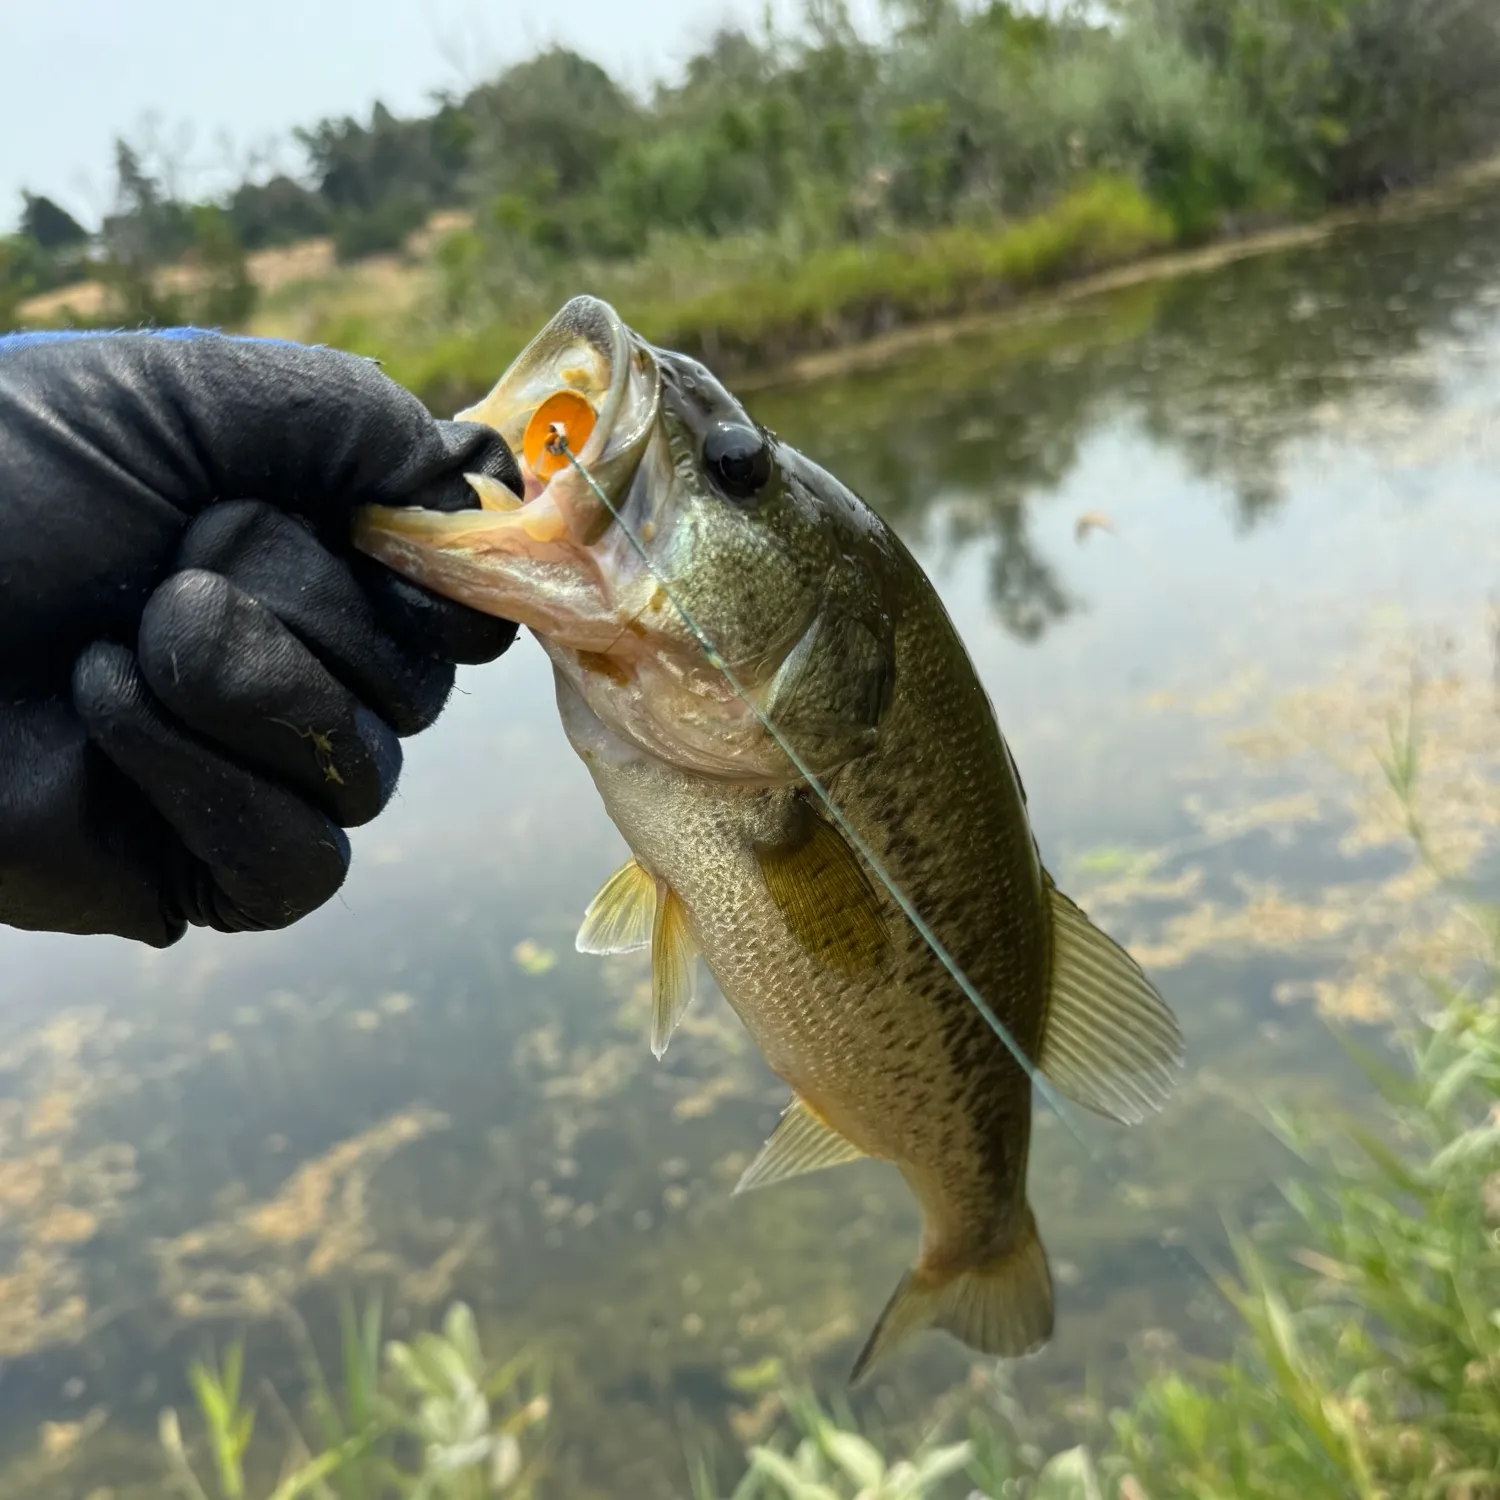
top-left (849, 1208), bottom-right (1053, 1384)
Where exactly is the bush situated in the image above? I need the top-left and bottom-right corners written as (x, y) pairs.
top-left (1116, 976), bottom-right (1500, 1496)
top-left (0, 235), bottom-right (50, 326)
top-left (331, 197), bottom-right (428, 263)
top-left (1009, 24), bottom-right (1292, 239)
top-left (1153, 0), bottom-right (1500, 201)
top-left (227, 174), bottom-right (331, 251)
top-left (189, 205), bottom-right (257, 328)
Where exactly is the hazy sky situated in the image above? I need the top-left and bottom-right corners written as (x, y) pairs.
top-left (2, 0), bottom-right (885, 232)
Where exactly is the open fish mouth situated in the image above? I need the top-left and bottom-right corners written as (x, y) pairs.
top-left (352, 296), bottom-right (661, 650)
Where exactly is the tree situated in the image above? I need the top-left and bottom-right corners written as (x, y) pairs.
top-left (226, 174), bottom-right (330, 250)
top-left (466, 48), bottom-right (635, 202)
top-left (19, 193), bottom-right (88, 251)
top-left (102, 138), bottom-right (194, 267)
top-left (188, 205), bottom-right (257, 327)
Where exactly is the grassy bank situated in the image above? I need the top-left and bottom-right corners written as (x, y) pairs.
top-left (294, 149), bottom-right (1500, 414)
top-left (20, 151), bottom-right (1500, 418)
top-left (371, 175), bottom-right (1176, 413)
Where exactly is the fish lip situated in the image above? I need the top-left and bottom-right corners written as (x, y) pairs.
top-left (351, 295), bottom-right (663, 624)
top-left (349, 500), bottom-right (630, 649)
top-left (352, 296), bottom-right (662, 639)
top-left (456, 294), bottom-right (660, 547)
top-left (358, 293), bottom-right (659, 549)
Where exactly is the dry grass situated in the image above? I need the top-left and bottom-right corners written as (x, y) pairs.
top-left (12, 210), bottom-right (470, 329)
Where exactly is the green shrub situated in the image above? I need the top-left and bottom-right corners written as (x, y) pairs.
top-left (332, 198), bottom-right (428, 263)
top-left (1115, 963), bottom-right (1500, 1497)
top-left (1151, 0), bottom-right (1500, 201)
top-left (161, 1299), bottom-right (549, 1499)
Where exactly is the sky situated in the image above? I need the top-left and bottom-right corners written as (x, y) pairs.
top-left (1, 0), bottom-right (887, 232)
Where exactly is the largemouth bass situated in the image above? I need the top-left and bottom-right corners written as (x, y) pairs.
top-left (354, 297), bottom-right (1184, 1379)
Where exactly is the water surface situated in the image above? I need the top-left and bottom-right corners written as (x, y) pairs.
top-left (4, 192), bottom-right (1500, 1497)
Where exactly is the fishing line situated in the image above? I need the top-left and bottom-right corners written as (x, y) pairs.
top-left (549, 434), bottom-right (1062, 1096)
top-left (551, 431), bottom-right (1234, 1327)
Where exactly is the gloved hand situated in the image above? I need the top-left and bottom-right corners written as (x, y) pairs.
top-left (0, 328), bottom-right (521, 947)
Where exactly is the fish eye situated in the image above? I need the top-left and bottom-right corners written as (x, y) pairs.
top-left (703, 422), bottom-right (772, 504)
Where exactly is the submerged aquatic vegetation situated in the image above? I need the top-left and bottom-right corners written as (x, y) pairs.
top-left (155, 1108), bottom-right (452, 1323)
top-left (159, 955), bottom-right (1498, 1500)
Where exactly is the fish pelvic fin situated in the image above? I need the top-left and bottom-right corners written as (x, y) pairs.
top-left (734, 1095), bottom-right (867, 1195)
top-left (576, 856), bottom-right (656, 955)
top-left (850, 1208), bottom-right (1053, 1384)
top-left (1038, 880), bottom-right (1186, 1126)
top-left (650, 884), bottom-right (697, 1060)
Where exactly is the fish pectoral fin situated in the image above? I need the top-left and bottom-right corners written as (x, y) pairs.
top-left (733, 1096), bottom-right (867, 1194)
top-left (850, 1208), bottom-right (1053, 1384)
top-left (650, 884), bottom-right (697, 1060)
top-left (1037, 882), bottom-right (1186, 1126)
top-left (576, 857), bottom-right (657, 955)
top-left (755, 810), bottom-right (889, 975)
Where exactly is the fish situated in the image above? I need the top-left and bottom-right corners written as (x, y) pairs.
top-left (353, 296), bottom-right (1185, 1380)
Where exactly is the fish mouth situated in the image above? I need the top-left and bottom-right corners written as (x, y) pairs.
top-left (352, 295), bottom-right (661, 651)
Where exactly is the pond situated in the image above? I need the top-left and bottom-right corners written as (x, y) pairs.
top-left (3, 189), bottom-right (1500, 1497)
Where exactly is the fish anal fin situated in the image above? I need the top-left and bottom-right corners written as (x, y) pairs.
top-left (576, 857), bottom-right (656, 955)
top-left (650, 884), bottom-right (697, 1060)
top-left (1038, 884), bottom-right (1186, 1126)
top-left (734, 1095), bottom-right (867, 1195)
top-left (850, 1209), bottom-right (1053, 1384)
top-left (756, 812), bottom-right (889, 975)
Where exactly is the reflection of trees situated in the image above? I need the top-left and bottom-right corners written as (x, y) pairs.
top-left (752, 191), bottom-right (1500, 641)
top-left (1119, 200), bottom-right (1500, 528)
top-left (763, 318), bottom-right (1112, 641)
top-left (985, 504), bottom-right (1074, 640)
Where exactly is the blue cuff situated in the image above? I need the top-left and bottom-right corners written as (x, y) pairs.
top-left (0, 327), bottom-right (300, 358)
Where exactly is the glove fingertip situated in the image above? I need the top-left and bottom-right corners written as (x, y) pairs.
top-left (420, 423), bottom-right (523, 511)
top-left (360, 563), bottom-right (520, 671)
top-left (72, 639), bottom-right (147, 722)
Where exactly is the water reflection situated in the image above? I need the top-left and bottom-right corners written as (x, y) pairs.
top-left (757, 193), bottom-right (1500, 643)
top-left (4, 188), bottom-right (1500, 1497)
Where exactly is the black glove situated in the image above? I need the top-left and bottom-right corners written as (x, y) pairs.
top-left (0, 329), bottom-right (522, 947)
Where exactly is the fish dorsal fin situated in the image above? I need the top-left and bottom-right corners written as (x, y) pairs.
top-left (576, 857), bottom-right (656, 955)
top-left (755, 811), bottom-right (889, 974)
top-left (734, 1096), bottom-right (867, 1195)
top-left (650, 884), bottom-right (697, 1060)
top-left (1038, 882), bottom-right (1185, 1125)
